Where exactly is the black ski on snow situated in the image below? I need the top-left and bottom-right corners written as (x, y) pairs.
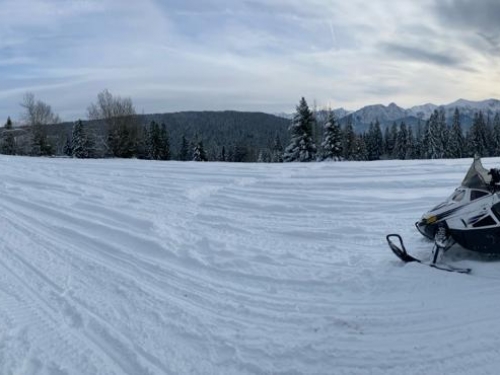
top-left (386, 234), bottom-right (471, 274)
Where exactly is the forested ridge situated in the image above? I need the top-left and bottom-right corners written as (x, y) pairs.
top-left (1, 92), bottom-right (499, 162)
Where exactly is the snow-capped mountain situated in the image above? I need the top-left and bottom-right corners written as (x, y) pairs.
top-left (340, 98), bottom-right (500, 132)
top-left (280, 98), bottom-right (500, 132)
top-left (442, 99), bottom-right (500, 118)
top-left (331, 107), bottom-right (351, 119)
top-left (351, 102), bottom-right (407, 125)
top-left (407, 103), bottom-right (439, 119)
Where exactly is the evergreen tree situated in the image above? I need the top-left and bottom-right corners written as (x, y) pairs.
top-left (107, 123), bottom-right (137, 158)
top-left (394, 121), bottom-right (408, 160)
top-left (31, 123), bottom-right (53, 156)
top-left (437, 109), bottom-right (449, 157)
top-left (414, 120), bottom-right (424, 159)
top-left (4, 116), bottom-right (12, 130)
top-left (405, 126), bottom-right (415, 160)
top-left (71, 120), bottom-right (88, 158)
top-left (371, 119), bottom-right (383, 160)
top-left (351, 135), bottom-right (368, 161)
top-left (384, 122), bottom-right (398, 158)
top-left (232, 142), bottom-right (249, 162)
top-left (84, 129), bottom-right (97, 158)
top-left (271, 134), bottom-right (284, 162)
top-left (192, 140), bottom-right (207, 161)
top-left (147, 121), bottom-right (160, 159)
top-left (486, 113), bottom-right (494, 156)
top-left (136, 125), bottom-right (149, 159)
top-left (320, 111), bottom-right (342, 161)
top-left (365, 123), bottom-right (375, 160)
top-left (447, 108), bottom-right (465, 158)
top-left (283, 97), bottom-right (317, 162)
top-left (342, 115), bottom-right (356, 160)
top-left (1, 117), bottom-right (16, 155)
top-left (179, 135), bottom-right (190, 161)
top-left (383, 126), bottom-right (390, 156)
top-left (492, 113), bottom-right (500, 156)
top-left (469, 111), bottom-right (489, 157)
top-left (63, 135), bottom-right (72, 157)
top-left (257, 149), bottom-right (271, 163)
top-left (158, 123), bottom-right (170, 160)
top-left (426, 109), bottom-right (447, 159)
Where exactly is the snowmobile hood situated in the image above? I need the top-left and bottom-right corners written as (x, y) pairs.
top-left (416, 156), bottom-right (494, 239)
top-left (461, 155), bottom-right (491, 190)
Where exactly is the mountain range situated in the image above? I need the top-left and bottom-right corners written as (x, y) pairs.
top-left (323, 98), bottom-right (500, 132)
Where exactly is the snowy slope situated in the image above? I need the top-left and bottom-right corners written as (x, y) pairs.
top-left (1, 156), bottom-right (500, 374)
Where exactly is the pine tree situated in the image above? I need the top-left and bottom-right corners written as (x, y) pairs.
top-left (426, 109), bottom-right (447, 159)
top-left (437, 109), bottom-right (449, 157)
top-left (271, 134), bottom-right (284, 162)
top-left (405, 126), bottom-right (415, 160)
top-left (351, 135), bottom-right (368, 161)
top-left (158, 123), bottom-right (170, 160)
top-left (232, 142), bottom-right (249, 162)
top-left (31, 123), bottom-right (53, 156)
top-left (384, 122), bottom-right (398, 158)
top-left (147, 121), bottom-right (160, 159)
top-left (193, 140), bottom-right (207, 161)
top-left (145, 121), bottom-right (169, 160)
top-left (71, 120), bottom-right (87, 158)
top-left (283, 97), bottom-right (317, 162)
top-left (1, 117), bottom-right (16, 155)
top-left (257, 149), bottom-right (271, 163)
top-left (179, 135), bottom-right (190, 161)
top-left (84, 129), bottom-right (97, 158)
top-left (486, 113), bottom-right (494, 156)
top-left (394, 121), bottom-right (408, 159)
top-left (492, 113), bottom-right (500, 156)
top-left (63, 135), bottom-right (72, 156)
top-left (414, 120), bottom-right (424, 159)
top-left (383, 126), bottom-right (391, 156)
top-left (342, 115), bottom-right (356, 160)
top-left (320, 111), bottom-right (342, 161)
top-left (372, 119), bottom-right (383, 160)
top-left (469, 111), bottom-right (489, 157)
top-left (447, 108), bottom-right (465, 158)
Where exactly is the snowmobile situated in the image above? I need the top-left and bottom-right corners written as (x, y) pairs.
top-left (387, 155), bottom-right (500, 274)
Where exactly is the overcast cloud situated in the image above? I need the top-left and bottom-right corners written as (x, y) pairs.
top-left (0, 0), bottom-right (498, 121)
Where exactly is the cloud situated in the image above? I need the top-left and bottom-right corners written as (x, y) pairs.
top-left (434, 0), bottom-right (500, 56)
top-left (381, 43), bottom-right (465, 68)
top-left (434, 0), bottom-right (500, 32)
top-left (0, 0), bottom-right (498, 121)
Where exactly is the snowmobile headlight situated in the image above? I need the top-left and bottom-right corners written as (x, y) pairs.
top-left (426, 215), bottom-right (437, 224)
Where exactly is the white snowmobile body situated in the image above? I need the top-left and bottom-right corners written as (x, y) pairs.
top-left (416, 156), bottom-right (500, 254)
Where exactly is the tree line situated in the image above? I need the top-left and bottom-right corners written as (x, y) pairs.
top-left (283, 97), bottom-right (500, 162)
top-left (1, 93), bottom-right (498, 162)
top-left (0, 90), bottom-right (290, 162)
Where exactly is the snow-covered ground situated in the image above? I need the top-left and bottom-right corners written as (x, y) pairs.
top-left (1, 156), bottom-right (500, 375)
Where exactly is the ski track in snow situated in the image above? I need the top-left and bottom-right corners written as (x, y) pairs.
top-left (1, 156), bottom-right (500, 374)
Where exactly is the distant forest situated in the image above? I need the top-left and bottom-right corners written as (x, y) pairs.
top-left (1, 92), bottom-right (499, 162)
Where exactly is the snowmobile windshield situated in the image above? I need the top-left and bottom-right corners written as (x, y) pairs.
top-left (461, 156), bottom-right (491, 190)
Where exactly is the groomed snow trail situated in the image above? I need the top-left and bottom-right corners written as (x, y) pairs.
top-left (1, 156), bottom-right (500, 375)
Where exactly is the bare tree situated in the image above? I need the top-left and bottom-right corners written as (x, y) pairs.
top-left (20, 92), bottom-right (60, 126)
top-left (87, 89), bottom-right (139, 157)
top-left (19, 92), bottom-right (60, 156)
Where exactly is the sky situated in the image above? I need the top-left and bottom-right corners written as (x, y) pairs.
top-left (0, 0), bottom-right (499, 122)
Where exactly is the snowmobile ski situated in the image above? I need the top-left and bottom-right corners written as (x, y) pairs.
top-left (386, 234), bottom-right (471, 274)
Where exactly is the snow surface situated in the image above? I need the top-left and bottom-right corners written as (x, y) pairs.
top-left (1, 156), bottom-right (500, 374)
